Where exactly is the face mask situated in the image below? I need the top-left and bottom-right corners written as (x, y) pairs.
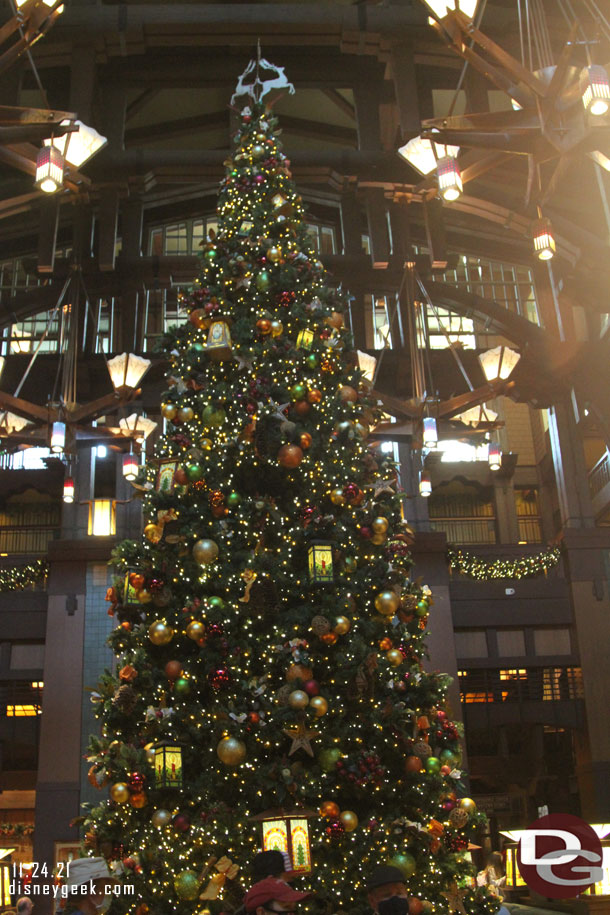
top-left (377, 897), bottom-right (409, 915)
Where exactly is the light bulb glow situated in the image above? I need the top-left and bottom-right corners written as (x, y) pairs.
top-left (122, 452), bottom-right (139, 482)
top-left (533, 217), bottom-right (555, 260)
top-left (419, 471), bottom-right (432, 497)
top-left (581, 65), bottom-right (610, 116)
top-left (50, 421), bottom-right (65, 453)
top-left (437, 156), bottom-right (462, 201)
top-left (488, 442), bottom-right (502, 471)
top-left (63, 477), bottom-right (75, 503)
top-left (423, 416), bottom-right (438, 449)
top-left (35, 146), bottom-right (64, 194)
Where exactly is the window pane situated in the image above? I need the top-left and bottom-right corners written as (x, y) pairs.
top-left (534, 629), bottom-right (571, 656)
top-left (497, 630), bottom-right (526, 657)
top-left (454, 630), bottom-right (488, 658)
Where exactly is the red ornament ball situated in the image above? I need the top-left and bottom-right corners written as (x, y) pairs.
top-left (128, 772), bottom-right (145, 792)
top-left (165, 660), bottom-right (183, 681)
top-left (173, 814), bottom-right (190, 833)
top-left (303, 679), bottom-right (320, 697)
top-left (359, 526), bottom-right (372, 539)
top-left (326, 819), bottom-right (345, 840)
top-left (278, 444), bottom-right (303, 468)
top-left (209, 667), bottom-right (231, 690)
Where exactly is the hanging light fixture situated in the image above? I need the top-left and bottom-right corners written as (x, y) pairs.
top-left (423, 0), bottom-right (478, 19)
top-left (35, 145), bottom-right (64, 194)
top-left (44, 120), bottom-right (107, 167)
top-left (122, 451), bottom-right (139, 482)
top-left (437, 156), bottom-right (463, 201)
top-left (478, 345), bottom-right (521, 383)
top-left (580, 65), bottom-right (610, 117)
top-left (454, 403), bottom-right (498, 427)
top-left (488, 442), bottom-right (502, 471)
top-left (50, 421), bottom-right (66, 453)
top-left (398, 135), bottom-right (460, 176)
top-left (532, 216), bottom-right (555, 261)
top-left (119, 413), bottom-right (157, 443)
top-left (0, 412), bottom-right (31, 435)
top-left (63, 477), bottom-right (75, 503)
top-left (106, 353), bottom-right (151, 391)
top-left (356, 350), bottom-right (377, 385)
top-left (419, 471), bottom-right (432, 498)
top-left (423, 416), bottom-right (438, 449)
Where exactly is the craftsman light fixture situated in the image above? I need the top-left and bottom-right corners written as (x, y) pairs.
top-left (119, 413), bottom-right (157, 443)
top-left (423, 0), bottom-right (478, 19)
top-left (44, 120), bottom-right (107, 167)
top-left (307, 541), bottom-right (334, 584)
top-left (532, 216), bottom-right (556, 261)
top-left (488, 442), bottom-right (502, 471)
top-left (356, 350), bottom-right (377, 385)
top-left (88, 500), bottom-right (116, 536)
top-left (419, 471), bottom-right (432, 497)
top-left (106, 352), bottom-right (151, 391)
top-left (256, 811), bottom-right (313, 874)
top-left (581, 65), bottom-right (610, 117)
top-left (437, 155), bottom-right (463, 201)
top-left (423, 416), bottom-right (438, 449)
top-left (122, 451), bottom-right (139, 482)
top-left (50, 420), bottom-right (66, 453)
top-left (455, 403), bottom-right (498, 427)
top-left (35, 145), bottom-right (64, 193)
top-left (62, 476), bottom-right (75, 503)
top-left (398, 135), bottom-right (460, 176)
top-left (153, 741), bottom-right (183, 789)
top-left (0, 412), bottom-right (30, 435)
top-left (478, 345), bottom-right (521, 383)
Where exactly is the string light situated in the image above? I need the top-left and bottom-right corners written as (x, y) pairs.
top-left (0, 560), bottom-right (48, 592)
top-left (447, 546), bottom-right (561, 579)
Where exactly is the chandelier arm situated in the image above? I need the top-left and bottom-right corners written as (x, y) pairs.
top-left (12, 272), bottom-right (71, 399)
top-left (416, 275), bottom-right (475, 392)
top-left (370, 265), bottom-right (409, 390)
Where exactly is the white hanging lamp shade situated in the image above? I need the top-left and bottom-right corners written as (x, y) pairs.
top-left (35, 145), bottom-right (64, 193)
top-left (44, 120), bottom-right (107, 167)
top-left (423, 416), bottom-right (438, 449)
top-left (122, 452), bottom-right (139, 481)
top-left (0, 412), bottom-right (32, 434)
top-left (488, 442), bottom-right (502, 471)
top-left (398, 135), bottom-right (460, 176)
top-left (581, 65), bottom-right (610, 116)
top-left (478, 345), bottom-right (520, 383)
top-left (63, 477), bottom-right (75, 503)
top-left (356, 350), bottom-right (377, 385)
top-left (455, 403), bottom-right (498, 427)
top-left (119, 413), bottom-right (157, 442)
top-left (107, 353), bottom-right (151, 390)
top-left (419, 471), bottom-right (432, 497)
top-left (423, 0), bottom-right (478, 19)
top-left (437, 156), bottom-right (463, 201)
top-left (50, 421), bottom-right (66, 453)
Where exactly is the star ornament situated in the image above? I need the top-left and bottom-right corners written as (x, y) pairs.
top-left (372, 478), bottom-right (395, 497)
top-left (283, 722), bottom-right (319, 756)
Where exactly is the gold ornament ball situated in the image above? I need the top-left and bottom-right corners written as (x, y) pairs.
top-left (267, 246), bottom-right (281, 263)
top-left (186, 620), bottom-right (205, 641)
top-left (310, 695), bottom-right (328, 717)
top-left (330, 488), bottom-right (345, 505)
top-left (339, 385), bottom-right (358, 404)
top-left (339, 810), bottom-right (358, 831)
top-left (374, 590), bottom-right (401, 616)
top-left (151, 808), bottom-right (172, 828)
top-left (217, 736), bottom-right (247, 766)
top-left (333, 615), bottom-right (351, 635)
top-left (386, 649), bottom-right (403, 667)
top-left (161, 403), bottom-right (177, 421)
top-left (137, 588), bottom-right (153, 604)
top-left (148, 621), bottom-right (173, 646)
top-left (288, 689), bottom-right (310, 710)
top-left (201, 438), bottom-right (213, 450)
top-left (177, 405), bottom-right (194, 423)
top-left (109, 782), bottom-right (129, 804)
top-left (370, 533), bottom-right (387, 546)
top-left (459, 797), bottom-right (477, 814)
top-left (193, 538), bottom-right (219, 565)
top-left (372, 517), bottom-right (389, 535)
top-left (270, 320), bottom-right (283, 337)
top-left (144, 522), bottom-right (164, 544)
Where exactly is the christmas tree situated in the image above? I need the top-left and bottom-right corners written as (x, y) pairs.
top-left (82, 59), bottom-right (500, 915)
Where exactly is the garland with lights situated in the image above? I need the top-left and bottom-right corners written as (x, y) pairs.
top-left (81, 72), bottom-right (499, 915)
top-left (0, 822), bottom-right (34, 837)
top-left (0, 560), bottom-right (48, 592)
top-left (447, 546), bottom-right (561, 580)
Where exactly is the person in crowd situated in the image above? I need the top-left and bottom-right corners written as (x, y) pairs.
top-left (366, 865), bottom-right (410, 914)
top-left (62, 857), bottom-right (116, 915)
top-left (476, 852), bottom-right (506, 899)
top-left (252, 851), bottom-right (296, 883)
top-left (243, 876), bottom-right (311, 915)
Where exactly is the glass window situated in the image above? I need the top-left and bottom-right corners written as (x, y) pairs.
top-left (515, 487), bottom-right (542, 543)
top-left (364, 294), bottom-right (394, 349)
top-left (454, 630), bottom-right (488, 658)
top-left (497, 630), bottom-right (526, 657)
top-left (164, 223), bottom-right (188, 255)
top-left (418, 303), bottom-right (476, 350)
top-left (10, 644), bottom-right (45, 669)
top-left (534, 629), bottom-right (571, 656)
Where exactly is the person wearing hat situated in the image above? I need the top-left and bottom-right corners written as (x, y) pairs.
top-left (243, 877), bottom-right (311, 915)
top-left (366, 866), bottom-right (410, 914)
top-left (252, 851), bottom-right (296, 883)
top-left (62, 858), bottom-right (116, 915)
top-left (16, 899), bottom-right (33, 915)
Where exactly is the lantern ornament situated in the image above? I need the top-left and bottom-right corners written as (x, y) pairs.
top-left (437, 156), bottom-right (463, 201)
top-left (422, 416), bottom-right (438, 449)
top-left (62, 477), bottom-right (75, 503)
top-left (488, 442), bottom-right (502, 471)
top-left (206, 319), bottom-right (233, 361)
top-left (153, 741), bottom-right (183, 789)
top-left (307, 541), bottom-right (334, 584)
top-left (581, 65), bottom-right (610, 117)
top-left (50, 421), bottom-right (66, 453)
top-left (296, 329), bottom-right (314, 350)
top-left (122, 451), bottom-right (139, 481)
top-left (253, 809), bottom-right (315, 874)
top-left (419, 471), bottom-right (432, 498)
top-left (532, 217), bottom-right (555, 261)
top-left (35, 145), bottom-right (64, 193)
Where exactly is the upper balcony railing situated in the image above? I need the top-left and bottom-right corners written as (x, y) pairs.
top-left (589, 452), bottom-right (610, 499)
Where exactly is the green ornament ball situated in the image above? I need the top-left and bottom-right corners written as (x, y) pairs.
top-left (186, 463), bottom-right (204, 483)
top-left (256, 270), bottom-right (270, 291)
top-left (174, 870), bottom-right (200, 901)
top-left (201, 405), bottom-right (226, 428)
top-left (207, 595), bottom-right (226, 611)
top-left (190, 342), bottom-right (205, 353)
top-left (306, 354), bottom-right (318, 370)
top-left (227, 492), bottom-right (242, 507)
top-left (174, 677), bottom-right (191, 696)
top-left (343, 556), bottom-right (358, 574)
top-left (204, 248), bottom-right (217, 263)
top-left (416, 599), bottom-right (429, 617)
top-left (389, 853), bottom-right (416, 879)
top-left (252, 144), bottom-right (265, 158)
top-left (318, 748), bottom-right (342, 772)
top-left (290, 383), bottom-right (307, 401)
top-left (439, 748), bottom-right (458, 765)
top-left (425, 756), bottom-right (441, 774)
